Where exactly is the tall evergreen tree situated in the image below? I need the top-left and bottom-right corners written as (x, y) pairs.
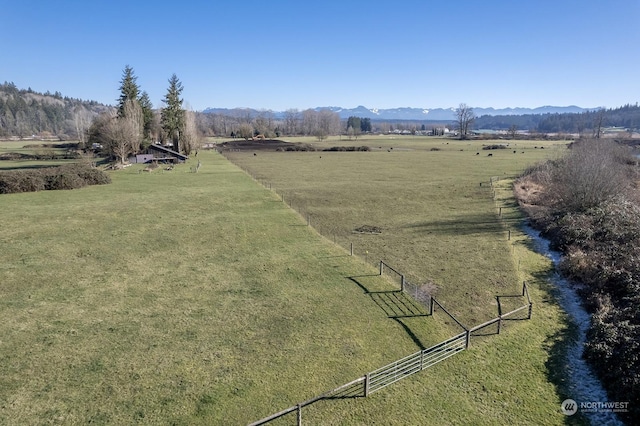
top-left (117, 65), bottom-right (139, 118)
top-left (138, 90), bottom-right (154, 141)
top-left (160, 74), bottom-right (185, 152)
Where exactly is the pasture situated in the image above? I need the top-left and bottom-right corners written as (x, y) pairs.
top-left (224, 135), bottom-right (568, 326)
top-left (0, 137), bottom-right (577, 424)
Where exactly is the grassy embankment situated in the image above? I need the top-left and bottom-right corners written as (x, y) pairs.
top-left (0, 137), bottom-right (581, 424)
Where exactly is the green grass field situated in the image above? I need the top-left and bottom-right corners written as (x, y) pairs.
top-left (0, 137), bottom-right (581, 425)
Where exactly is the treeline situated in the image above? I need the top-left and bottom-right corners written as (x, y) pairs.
top-left (475, 104), bottom-right (640, 133)
top-left (195, 108), bottom-right (342, 140)
top-left (195, 110), bottom-right (450, 139)
top-left (515, 139), bottom-right (640, 423)
top-left (0, 81), bottom-right (112, 139)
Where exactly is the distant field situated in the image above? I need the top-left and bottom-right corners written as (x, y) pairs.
top-left (224, 135), bottom-right (569, 325)
top-left (0, 138), bottom-right (577, 424)
top-left (0, 140), bottom-right (81, 170)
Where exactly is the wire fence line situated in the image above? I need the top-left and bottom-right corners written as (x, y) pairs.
top-left (221, 158), bottom-right (535, 425)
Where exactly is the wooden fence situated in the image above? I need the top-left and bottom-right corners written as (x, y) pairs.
top-left (249, 260), bottom-right (533, 426)
top-left (365, 331), bottom-right (467, 395)
top-left (249, 331), bottom-right (468, 426)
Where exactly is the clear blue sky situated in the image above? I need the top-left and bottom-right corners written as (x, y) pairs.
top-left (2, 0), bottom-right (638, 111)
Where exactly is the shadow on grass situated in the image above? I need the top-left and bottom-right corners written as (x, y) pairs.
top-left (0, 164), bottom-right (62, 171)
top-left (318, 254), bottom-right (351, 260)
top-left (393, 318), bottom-right (427, 350)
top-left (346, 276), bottom-right (430, 349)
top-left (404, 212), bottom-right (523, 236)
top-left (369, 291), bottom-right (428, 319)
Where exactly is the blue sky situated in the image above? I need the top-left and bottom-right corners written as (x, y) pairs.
top-left (2, 0), bottom-right (638, 111)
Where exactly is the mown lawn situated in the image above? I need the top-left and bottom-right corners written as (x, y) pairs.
top-left (0, 139), bottom-right (579, 425)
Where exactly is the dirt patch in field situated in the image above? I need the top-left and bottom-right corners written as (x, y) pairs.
top-left (218, 139), bottom-right (315, 152)
top-left (353, 225), bottom-right (382, 234)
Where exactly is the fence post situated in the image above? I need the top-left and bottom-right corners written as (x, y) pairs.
top-left (350, 243), bottom-right (353, 256)
top-left (379, 261), bottom-right (384, 276)
top-left (465, 329), bottom-right (471, 348)
top-left (528, 303), bottom-right (533, 319)
top-left (364, 374), bottom-right (371, 397)
top-left (401, 274), bottom-right (406, 292)
top-left (508, 230), bottom-right (511, 240)
top-left (497, 316), bottom-right (502, 334)
top-left (429, 296), bottom-right (434, 315)
top-left (297, 404), bottom-right (302, 426)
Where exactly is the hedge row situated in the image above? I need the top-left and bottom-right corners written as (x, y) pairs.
top-left (515, 139), bottom-right (639, 423)
top-left (0, 164), bottom-right (111, 194)
top-left (322, 146), bottom-right (371, 152)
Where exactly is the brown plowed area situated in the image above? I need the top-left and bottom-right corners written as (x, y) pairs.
top-left (218, 139), bottom-right (306, 152)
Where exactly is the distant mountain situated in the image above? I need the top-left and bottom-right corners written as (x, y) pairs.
top-left (202, 105), bottom-right (593, 121)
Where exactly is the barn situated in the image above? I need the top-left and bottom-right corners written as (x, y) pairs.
top-left (128, 144), bottom-right (189, 164)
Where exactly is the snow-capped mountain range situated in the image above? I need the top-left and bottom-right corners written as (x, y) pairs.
top-left (202, 105), bottom-right (592, 121)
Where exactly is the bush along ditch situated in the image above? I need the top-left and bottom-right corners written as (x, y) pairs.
top-left (514, 138), bottom-right (640, 424)
top-left (0, 163), bottom-right (111, 194)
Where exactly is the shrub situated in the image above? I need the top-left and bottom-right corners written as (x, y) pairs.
top-left (515, 141), bottom-right (640, 422)
top-left (322, 146), bottom-right (370, 152)
top-left (550, 139), bottom-right (633, 212)
top-left (284, 144), bottom-right (315, 152)
top-left (0, 164), bottom-right (111, 194)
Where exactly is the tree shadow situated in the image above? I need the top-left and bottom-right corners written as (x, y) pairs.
top-left (403, 212), bottom-right (523, 236)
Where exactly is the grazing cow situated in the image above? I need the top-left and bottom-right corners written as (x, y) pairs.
top-left (487, 153), bottom-right (493, 157)
top-left (253, 153), bottom-right (257, 156)
top-left (476, 152), bottom-right (480, 155)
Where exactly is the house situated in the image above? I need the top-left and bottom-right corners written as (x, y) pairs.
top-left (128, 144), bottom-right (189, 164)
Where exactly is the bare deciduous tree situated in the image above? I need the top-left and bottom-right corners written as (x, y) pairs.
top-left (284, 109), bottom-right (300, 135)
top-left (73, 106), bottom-right (91, 148)
top-left (122, 99), bottom-right (143, 154)
top-left (181, 109), bottom-right (201, 155)
top-left (237, 122), bottom-right (254, 140)
top-left (455, 103), bottom-right (475, 139)
top-left (98, 111), bottom-right (139, 164)
top-left (315, 109), bottom-right (340, 141)
top-left (593, 109), bottom-right (606, 139)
